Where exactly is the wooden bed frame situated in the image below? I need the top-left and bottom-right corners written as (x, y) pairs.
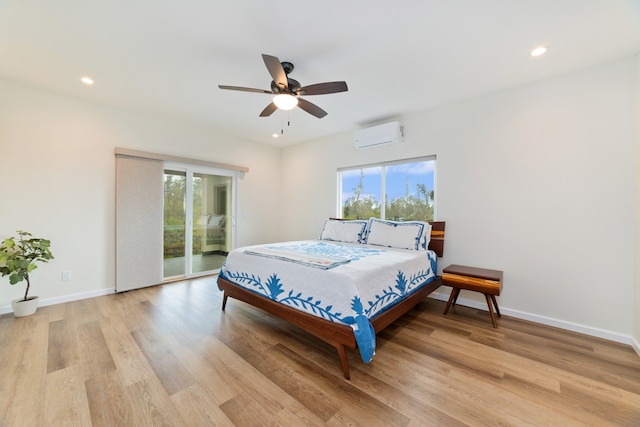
top-left (217, 221), bottom-right (445, 379)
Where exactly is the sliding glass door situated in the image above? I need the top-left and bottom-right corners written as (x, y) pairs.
top-left (163, 165), bottom-right (235, 280)
top-left (163, 170), bottom-right (187, 277)
top-left (191, 172), bottom-right (232, 274)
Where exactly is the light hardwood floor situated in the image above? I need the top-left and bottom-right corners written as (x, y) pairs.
top-left (1, 277), bottom-right (639, 426)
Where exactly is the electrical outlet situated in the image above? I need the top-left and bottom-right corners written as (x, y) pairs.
top-left (61, 271), bottom-right (71, 281)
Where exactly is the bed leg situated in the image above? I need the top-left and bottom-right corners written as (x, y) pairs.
top-left (336, 344), bottom-right (350, 380)
top-left (222, 293), bottom-right (228, 311)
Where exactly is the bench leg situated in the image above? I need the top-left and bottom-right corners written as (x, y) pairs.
top-left (452, 288), bottom-right (461, 305)
top-left (484, 293), bottom-right (498, 328)
top-left (444, 288), bottom-right (460, 315)
top-left (490, 295), bottom-right (501, 317)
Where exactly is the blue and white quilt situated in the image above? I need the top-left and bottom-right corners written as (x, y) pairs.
top-left (219, 240), bottom-right (438, 363)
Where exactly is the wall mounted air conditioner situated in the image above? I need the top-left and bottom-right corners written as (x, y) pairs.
top-left (353, 121), bottom-right (404, 149)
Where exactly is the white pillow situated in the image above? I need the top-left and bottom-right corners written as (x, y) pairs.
top-left (208, 214), bottom-right (225, 227)
top-left (319, 219), bottom-right (368, 244)
top-left (365, 218), bottom-right (430, 251)
top-left (420, 222), bottom-right (433, 250)
top-left (196, 214), bottom-right (210, 226)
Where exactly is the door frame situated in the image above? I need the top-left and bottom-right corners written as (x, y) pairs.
top-left (164, 161), bottom-right (238, 280)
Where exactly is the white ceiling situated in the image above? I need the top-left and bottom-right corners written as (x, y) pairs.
top-left (1, 1), bottom-right (639, 147)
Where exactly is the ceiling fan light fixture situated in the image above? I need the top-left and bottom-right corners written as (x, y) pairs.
top-left (273, 93), bottom-right (298, 110)
top-left (530, 46), bottom-right (547, 57)
top-left (219, 54), bottom-right (347, 118)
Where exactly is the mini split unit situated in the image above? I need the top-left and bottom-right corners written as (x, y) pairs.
top-left (353, 121), bottom-right (404, 149)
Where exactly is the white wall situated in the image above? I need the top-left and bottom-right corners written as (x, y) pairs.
top-left (281, 57), bottom-right (637, 340)
top-left (0, 79), bottom-right (281, 308)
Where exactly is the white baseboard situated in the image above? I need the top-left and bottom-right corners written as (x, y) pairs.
top-left (0, 288), bottom-right (115, 315)
top-left (429, 291), bottom-right (634, 346)
top-left (1, 287), bottom-right (636, 352)
top-left (632, 337), bottom-right (640, 357)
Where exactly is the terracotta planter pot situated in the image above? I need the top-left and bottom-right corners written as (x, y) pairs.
top-left (11, 296), bottom-right (39, 317)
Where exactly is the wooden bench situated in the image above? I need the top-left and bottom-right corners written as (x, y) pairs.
top-left (442, 264), bottom-right (503, 328)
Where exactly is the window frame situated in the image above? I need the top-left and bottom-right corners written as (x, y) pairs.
top-left (337, 155), bottom-right (437, 220)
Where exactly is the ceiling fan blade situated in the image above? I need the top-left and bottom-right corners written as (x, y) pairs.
top-left (297, 98), bottom-right (328, 118)
top-left (259, 102), bottom-right (278, 117)
top-left (218, 85), bottom-right (272, 94)
top-left (262, 54), bottom-right (288, 91)
top-left (297, 81), bottom-right (348, 96)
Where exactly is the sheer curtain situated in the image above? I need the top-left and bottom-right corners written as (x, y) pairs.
top-left (115, 154), bottom-right (164, 292)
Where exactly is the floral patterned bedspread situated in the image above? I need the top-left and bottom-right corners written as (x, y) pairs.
top-left (219, 240), bottom-right (437, 363)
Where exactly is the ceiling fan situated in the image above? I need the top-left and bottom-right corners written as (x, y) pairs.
top-left (218, 54), bottom-right (348, 119)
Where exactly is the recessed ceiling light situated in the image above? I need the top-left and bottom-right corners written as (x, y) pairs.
top-left (80, 76), bottom-right (94, 85)
top-left (530, 46), bottom-right (547, 57)
top-left (272, 133), bottom-right (279, 138)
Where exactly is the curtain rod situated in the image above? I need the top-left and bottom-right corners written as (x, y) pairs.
top-left (114, 147), bottom-right (249, 173)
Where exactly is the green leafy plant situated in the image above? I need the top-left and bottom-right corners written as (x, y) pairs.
top-left (0, 230), bottom-right (54, 302)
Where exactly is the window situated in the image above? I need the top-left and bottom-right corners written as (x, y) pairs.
top-left (338, 156), bottom-right (435, 221)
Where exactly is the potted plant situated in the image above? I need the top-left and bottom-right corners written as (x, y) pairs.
top-left (0, 230), bottom-right (54, 317)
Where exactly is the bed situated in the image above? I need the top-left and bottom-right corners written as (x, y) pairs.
top-left (217, 218), bottom-right (445, 379)
top-left (195, 214), bottom-right (226, 242)
top-left (194, 213), bottom-right (228, 253)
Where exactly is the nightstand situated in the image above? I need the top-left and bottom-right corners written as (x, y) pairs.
top-left (442, 264), bottom-right (503, 328)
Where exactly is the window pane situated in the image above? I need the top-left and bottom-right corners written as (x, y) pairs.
top-left (339, 158), bottom-right (435, 221)
top-left (164, 170), bottom-right (186, 277)
top-left (191, 173), bottom-right (230, 274)
top-left (384, 160), bottom-right (435, 221)
top-left (341, 166), bottom-right (382, 219)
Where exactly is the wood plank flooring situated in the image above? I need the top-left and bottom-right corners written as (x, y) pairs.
top-left (1, 276), bottom-right (639, 426)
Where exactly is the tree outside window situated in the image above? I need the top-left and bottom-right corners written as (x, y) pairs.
top-left (340, 158), bottom-right (435, 221)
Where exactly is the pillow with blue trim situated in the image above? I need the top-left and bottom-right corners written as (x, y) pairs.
top-left (319, 219), bottom-right (368, 244)
top-left (365, 218), bottom-right (431, 251)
